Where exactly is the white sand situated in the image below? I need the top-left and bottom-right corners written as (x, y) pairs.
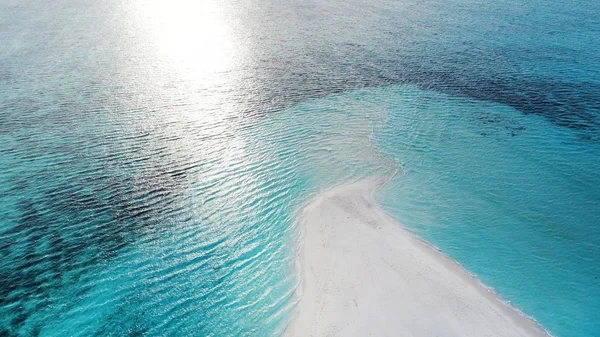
top-left (287, 180), bottom-right (551, 337)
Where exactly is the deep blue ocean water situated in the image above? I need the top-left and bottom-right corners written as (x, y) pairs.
top-left (1, 0), bottom-right (599, 336)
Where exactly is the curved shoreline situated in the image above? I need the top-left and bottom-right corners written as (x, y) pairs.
top-left (286, 179), bottom-right (551, 337)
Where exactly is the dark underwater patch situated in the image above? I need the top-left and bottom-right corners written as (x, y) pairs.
top-left (0, 137), bottom-right (195, 333)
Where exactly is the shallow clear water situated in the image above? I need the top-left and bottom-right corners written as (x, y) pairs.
top-left (1, 0), bottom-right (599, 336)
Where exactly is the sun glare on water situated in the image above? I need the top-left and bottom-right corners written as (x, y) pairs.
top-left (122, 0), bottom-right (250, 138)
top-left (135, 0), bottom-right (239, 81)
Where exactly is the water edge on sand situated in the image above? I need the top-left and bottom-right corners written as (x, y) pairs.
top-left (287, 179), bottom-right (551, 337)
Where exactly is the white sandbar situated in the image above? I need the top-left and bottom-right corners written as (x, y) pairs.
top-left (287, 180), bottom-right (550, 337)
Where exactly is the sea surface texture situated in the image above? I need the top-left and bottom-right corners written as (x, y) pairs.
top-left (1, 0), bottom-right (599, 336)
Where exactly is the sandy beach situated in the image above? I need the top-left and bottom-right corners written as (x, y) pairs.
top-left (287, 180), bottom-right (551, 337)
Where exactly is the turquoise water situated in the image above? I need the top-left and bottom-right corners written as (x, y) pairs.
top-left (375, 87), bottom-right (600, 337)
top-left (1, 0), bottom-right (599, 336)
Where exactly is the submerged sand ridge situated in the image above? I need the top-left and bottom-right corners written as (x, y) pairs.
top-left (287, 180), bottom-right (551, 337)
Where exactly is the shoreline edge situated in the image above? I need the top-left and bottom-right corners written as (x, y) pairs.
top-left (286, 179), bottom-right (551, 337)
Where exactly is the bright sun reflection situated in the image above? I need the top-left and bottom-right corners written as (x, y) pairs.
top-left (137, 0), bottom-right (238, 80)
